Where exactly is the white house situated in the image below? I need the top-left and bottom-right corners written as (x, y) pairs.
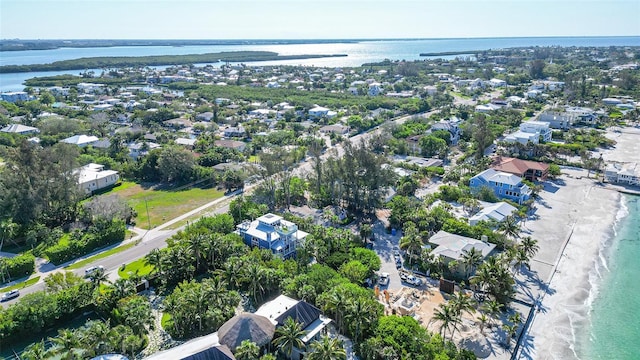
top-left (255, 295), bottom-right (332, 360)
top-left (308, 106), bottom-right (337, 119)
top-left (61, 134), bottom-right (99, 147)
top-left (468, 202), bottom-right (518, 226)
top-left (0, 124), bottom-right (40, 135)
top-left (505, 120), bottom-right (552, 144)
top-left (76, 163), bottom-right (119, 194)
top-left (605, 162), bottom-right (640, 186)
top-left (489, 78), bottom-right (507, 87)
top-left (428, 230), bottom-right (496, 264)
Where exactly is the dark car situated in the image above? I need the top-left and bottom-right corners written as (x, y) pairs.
top-left (1, 290), bottom-right (20, 302)
top-left (395, 259), bottom-right (403, 269)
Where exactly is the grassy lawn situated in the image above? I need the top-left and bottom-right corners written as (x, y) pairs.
top-left (118, 258), bottom-right (154, 279)
top-left (108, 181), bottom-right (225, 229)
top-left (66, 242), bottom-right (136, 270)
top-left (0, 276), bottom-right (40, 293)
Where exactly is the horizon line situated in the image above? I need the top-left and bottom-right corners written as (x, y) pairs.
top-left (2, 35), bottom-right (640, 42)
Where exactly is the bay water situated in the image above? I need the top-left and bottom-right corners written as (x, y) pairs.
top-left (2, 36), bottom-right (640, 91)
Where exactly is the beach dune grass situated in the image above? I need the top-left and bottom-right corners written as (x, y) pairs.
top-left (118, 258), bottom-right (154, 279)
top-left (109, 181), bottom-right (225, 229)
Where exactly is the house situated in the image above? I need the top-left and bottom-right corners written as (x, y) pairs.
top-left (470, 168), bottom-right (532, 204)
top-left (236, 213), bottom-right (308, 259)
top-left (196, 112), bottom-right (214, 122)
top-left (605, 162), bottom-right (640, 186)
top-left (163, 118), bottom-right (193, 129)
top-left (489, 78), bottom-right (507, 87)
top-left (468, 202), bottom-right (518, 226)
top-left (255, 295), bottom-right (332, 360)
top-left (224, 126), bottom-right (245, 138)
top-left (319, 124), bottom-right (350, 135)
top-left (537, 111), bottom-right (575, 130)
top-left (504, 120), bottom-right (552, 144)
top-left (406, 135), bottom-right (423, 154)
top-left (428, 119), bottom-right (461, 145)
top-left (0, 124), bottom-right (40, 135)
top-left (175, 137), bottom-right (197, 149)
top-left (61, 134), bottom-right (99, 147)
top-left (128, 141), bottom-right (160, 159)
top-left (145, 332), bottom-right (235, 360)
top-left (475, 104), bottom-right (501, 113)
top-left (393, 155), bottom-right (443, 168)
top-left (0, 91), bottom-right (29, 103)
top-left (308, 106), bottom-right (337, 120)
top-left (76, 163), bottom-right (119, 194)
top-left (214, 139), bottom-right (246, 152)
top-left (491, 156), bottom-right (550, 182)
top-left (428, 230), bottom-right (496, 269)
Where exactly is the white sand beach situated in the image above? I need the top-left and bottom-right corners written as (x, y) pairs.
top-left (517, 127), bottom-right (640, 360)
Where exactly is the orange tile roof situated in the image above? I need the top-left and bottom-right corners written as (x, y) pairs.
top-left (491, 156), bottom-right (549, 175)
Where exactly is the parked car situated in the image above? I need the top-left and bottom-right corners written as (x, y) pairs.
top-left (84, 265), bottom-right (105, 277)
top-left (1, 290), bottom-right (20, 302)
top-left (395, 259), bottom-right (403, 269)
top-left (405, 275), bottom-right (422, 287)
top-left (378, 272), bottom-right (389, 286)
top-left (393, 249), bottom-right (401, 258)
top-left (399, 271), bottom-right (408, 281)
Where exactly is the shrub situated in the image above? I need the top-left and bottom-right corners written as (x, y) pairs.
top-left (44, 220), bottom-right (126, 265)
top-left (2, 253), bottom-right (36, 282)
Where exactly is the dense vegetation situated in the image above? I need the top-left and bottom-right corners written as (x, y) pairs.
top-left (0, 51), bottom-right (347, 73)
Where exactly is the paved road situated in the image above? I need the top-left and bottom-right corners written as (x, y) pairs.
top-left (2, 109), bottom-right (441, 307)
top-left (1, 192), bottom-right (237, 307)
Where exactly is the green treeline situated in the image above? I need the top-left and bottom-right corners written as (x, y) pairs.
top-left (0, 51), bottom-right (347, 73)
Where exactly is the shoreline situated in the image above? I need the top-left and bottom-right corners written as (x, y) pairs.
top-left (517, 127), bottom-right (640, 360)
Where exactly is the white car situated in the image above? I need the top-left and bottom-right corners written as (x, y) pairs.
top-left (405, 275), bottom-right (422, 287)
top-left (1, 289), bottom-right (20, 302)
top-left (378, 272), bottom-right (390, 286)
top-left (84, 265), bottom-right (105, 276)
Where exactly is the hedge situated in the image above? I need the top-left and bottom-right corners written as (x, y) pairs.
top-left (44, 220), bottom-right (126, 265)
top-left (1, 253), bottom-right (36, 283)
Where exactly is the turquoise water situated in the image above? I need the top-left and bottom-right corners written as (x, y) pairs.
top-left (582, 195), bottom-right (640, 359)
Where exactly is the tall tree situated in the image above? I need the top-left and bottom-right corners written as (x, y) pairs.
top-left (307, 335), bottom-right (347, 360)
top-left (272, 317), bottom-right (307, 358)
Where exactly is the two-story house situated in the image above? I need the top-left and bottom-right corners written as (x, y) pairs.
top-left (428, 118), bottom-right (461, 145)
top-left (470, 169), bottom-right (532, 204)
top-left (236, 213), bottom-right (308, 259)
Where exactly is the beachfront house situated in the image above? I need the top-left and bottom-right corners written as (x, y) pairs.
top-left (604, 162), bottom-right (640, 186)
top-left (470, 168), bottom-right (532, 204)
top-left (428, 230), bottom-right (496, 275)
top-left (504, 120), bottom-right (552, 145)
top-left (236, 213), bottom-right (308, 259)
top-left (76, 163), bottom-right (119, 195)
top-left (255, 294), bottom-right (332, 360)
top-left (491, 156), bottom-right (550, 182)
top-left (468, 202), bottom-right (518, 226)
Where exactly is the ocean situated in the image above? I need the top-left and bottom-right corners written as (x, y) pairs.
top-left (1, 36), bottom-right (640, 91)
top-left (578, 194), bottom-right (640, 359)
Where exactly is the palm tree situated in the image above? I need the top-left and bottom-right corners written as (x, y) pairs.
top-left (449, 291), bottom-right (476, 318)
top-left (49, 329), bottom-right (81, 360)
top-left (430, 303), bottom-right (459, 342)
top-left (513, 248), bottom-right (531, 274)
top-left (322, 290), bottom-right (348, 333)
top-left (481, 300), bottom-right (504, 327)
top-left (0, 220), bottom-right (17, 253)
top-left (235, 339), bottom-right (260, 360)
top-left (307, 335), bottom-right (347, 360)
top-left (399, 222), bottom-right (423, 266)
top-left (461, 247), bottom-right (483, 280)
top-left (519, 236), bottom-right (539, 259)
top-left (345, 297), bottom-right (375, 344)
top-left (82, 320), bottom-right (114, 356)
top-left (144, 248), bottom-right (163, 276)
top-left (187, 232), bottom-right (207, 272)
top-left (498, 216), bottom-right (520, 242)
top-left (272, 317), bottom-right (307, 358)
top-left (476, 313), bottom-right (489, 335)
top-left (244, 263), bottom-right (265, 303)
top-left (88, 267), bottom-right (110, 290)
top-left (21, 340), bottom-right (48, 360)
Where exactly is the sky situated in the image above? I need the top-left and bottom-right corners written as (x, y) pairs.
top-left (1, 0), bottom-right (639, 40)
